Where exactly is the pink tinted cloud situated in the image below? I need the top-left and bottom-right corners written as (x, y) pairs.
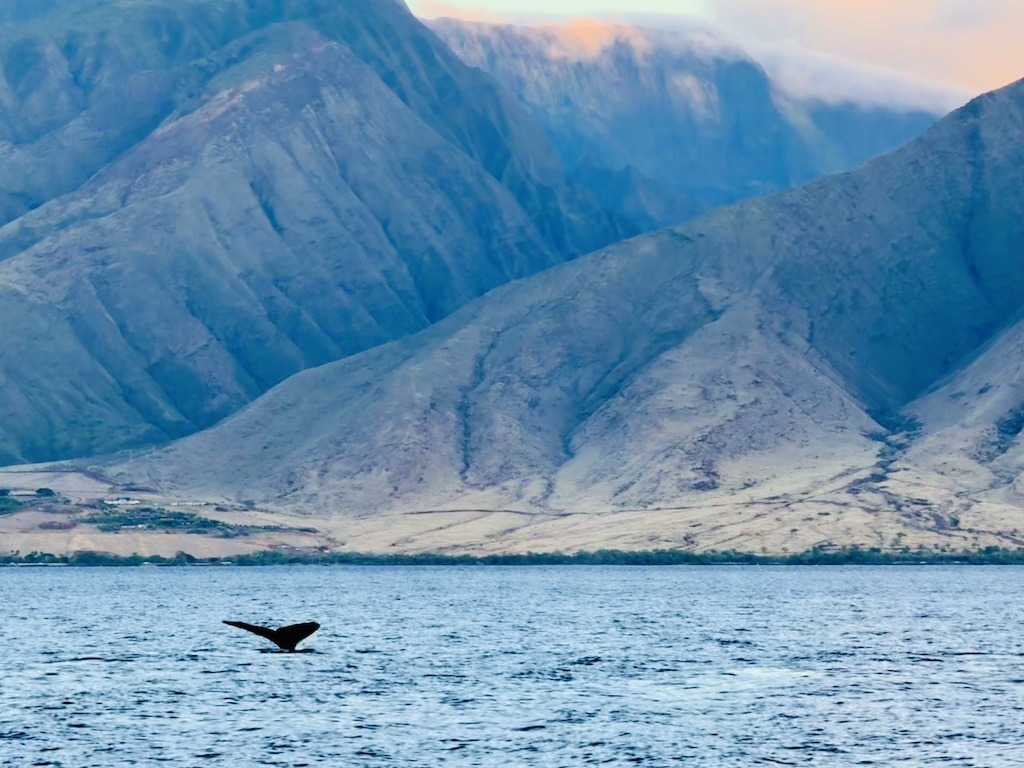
top-left (409, 0), bottom-right (1024, 97)
top-left (411, 1), bottom-right (508, 23)
top-left (668, 0), bottom-right (1024, 95)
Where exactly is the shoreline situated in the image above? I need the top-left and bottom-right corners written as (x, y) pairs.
top-left (3, 546), bottom-right (1024, 566)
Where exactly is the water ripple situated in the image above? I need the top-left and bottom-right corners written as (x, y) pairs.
top-left (0, 566), bottom-right (1022, 766)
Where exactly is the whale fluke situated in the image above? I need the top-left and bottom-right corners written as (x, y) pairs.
top-left (223, 620), bottom-right (320, 651)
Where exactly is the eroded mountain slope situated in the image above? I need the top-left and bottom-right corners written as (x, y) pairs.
top-left (0, 0), bottom-right (628, 464)
top-left (101, 80), bottom-right (1023, 554)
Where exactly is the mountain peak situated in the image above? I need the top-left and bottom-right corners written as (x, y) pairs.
top-left (0, 0), bottom-right (626, 465)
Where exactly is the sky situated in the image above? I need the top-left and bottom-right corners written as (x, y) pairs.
top-left (408, 0), bottom-right (1024, 102)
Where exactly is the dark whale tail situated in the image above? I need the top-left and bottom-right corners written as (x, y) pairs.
top-left (223, 621), bottom-right (320, 651)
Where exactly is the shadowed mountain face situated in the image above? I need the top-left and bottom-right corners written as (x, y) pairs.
top-left (0, 0), bottom-right (631, 465)
top-left (0, 0), bottom-right (627, 248)
top-left (430, 19), bottom-right (945, 228)
top-left (112, 81), bottom-right (1023, 537)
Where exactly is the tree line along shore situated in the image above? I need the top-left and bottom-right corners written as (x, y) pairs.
top-left (3, 547), bottom-right (1024, 567)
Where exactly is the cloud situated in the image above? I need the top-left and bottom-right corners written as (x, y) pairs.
top-left (484, 17), bottom-right (742, 61)
top-left (703, 0), bottom-right (1024, 96)
top-left (406, 0), bottom-right (1024, 98)
top-left (752, 42), bottom-right (973, 113)
top-left (607, 11), bottom-right (973, 111)
top-left (410, 1), bottom-right (508, 22)
top-left (537, 18), bottom-right (654, 59)
top-left (412, 3), bottom-right (970, 112)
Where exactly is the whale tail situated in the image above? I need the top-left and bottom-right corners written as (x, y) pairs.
top-left (223, 620), bottom-right (320, 651)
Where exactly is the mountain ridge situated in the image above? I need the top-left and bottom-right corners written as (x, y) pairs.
top-left (429, 17), bottom-right (947, 227)
top-left (89, 79), bottom-right (1023, 557)
top-left (0, 0), bottom-right (629, 465)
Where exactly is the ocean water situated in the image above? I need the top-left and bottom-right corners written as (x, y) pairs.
top-left (1, 566), bottom-right (1022, 767)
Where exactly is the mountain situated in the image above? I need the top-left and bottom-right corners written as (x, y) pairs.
top-left (101, 79), bottom-right (1024, 553)
top-left (429, 18), bottom-right (947, 228)
top-left (0, 0), bottom-right (630, 465)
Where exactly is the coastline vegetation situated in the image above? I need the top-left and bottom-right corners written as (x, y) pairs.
top-left (2, 546), bottom-right (1024, 567)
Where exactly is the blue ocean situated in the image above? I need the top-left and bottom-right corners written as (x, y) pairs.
top-left (1, 566), bottom-right (1022, 766)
